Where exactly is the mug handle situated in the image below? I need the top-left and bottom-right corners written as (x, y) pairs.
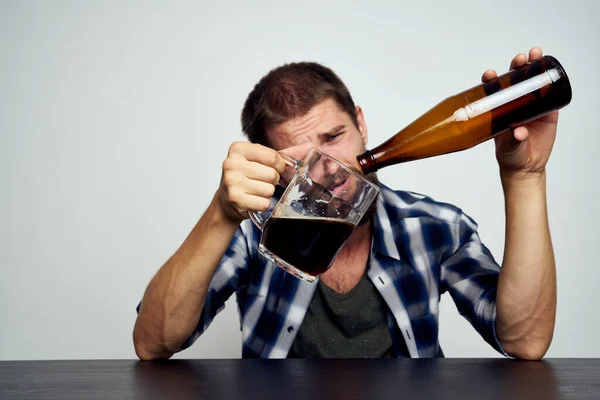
top-left (248, 152), bottom-right (300, 231)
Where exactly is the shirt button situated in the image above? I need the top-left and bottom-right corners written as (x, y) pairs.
top-left (287, 326), bottom-right (294, 333)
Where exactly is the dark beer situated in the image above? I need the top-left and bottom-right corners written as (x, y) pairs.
top-left (357, 55), bottom-right (572, 174)
top-left (262, 216), bottom-right (355, 276)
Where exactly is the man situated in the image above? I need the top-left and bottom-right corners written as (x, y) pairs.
top-left (133, 48), bottom-right (557, 360)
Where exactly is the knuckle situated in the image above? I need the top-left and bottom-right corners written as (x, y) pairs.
top-left (228, 141), bottom-right (244, 155)
top-left (222, 172), bottom-right (240, 189)
top-left (222, 158), bottom-right (235, 172)
top-left (222, 175), bottom-right (232, 188)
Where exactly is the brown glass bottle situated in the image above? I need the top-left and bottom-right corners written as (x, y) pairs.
top-left (357, 55), bottom-right (572, 174)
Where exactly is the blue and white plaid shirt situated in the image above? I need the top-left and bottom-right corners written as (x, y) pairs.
top-left (177, 184), bottom-right (508, 358)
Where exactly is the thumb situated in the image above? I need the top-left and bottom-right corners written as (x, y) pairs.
top-left (276, 142), bottom-right (315, 186)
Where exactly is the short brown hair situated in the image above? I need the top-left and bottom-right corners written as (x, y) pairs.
top-left (241, 62), bottom-right (359, 146)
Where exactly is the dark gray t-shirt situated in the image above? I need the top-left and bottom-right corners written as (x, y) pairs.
top-left (288, 274), bottom-right (395, 358)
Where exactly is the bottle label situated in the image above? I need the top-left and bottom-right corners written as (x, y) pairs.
top-left (453, 68), bottom-right (561, 121)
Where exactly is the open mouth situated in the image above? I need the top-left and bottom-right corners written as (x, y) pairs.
top-left (331, 177), bottom-right (349, 195)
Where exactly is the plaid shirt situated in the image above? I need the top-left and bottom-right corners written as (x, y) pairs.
top-left (178, 184), bottom-right (508, 358)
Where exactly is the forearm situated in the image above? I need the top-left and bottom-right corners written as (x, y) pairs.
top-left (133, 195), bottom-right (239, 360)
top-left (496, 170), bottom-right (557, 359)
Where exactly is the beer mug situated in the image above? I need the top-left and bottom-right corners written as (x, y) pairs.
top-left (249, 148), bottom-right (380, 283)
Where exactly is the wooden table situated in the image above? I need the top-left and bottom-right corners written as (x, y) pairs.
top-left (1, 358), bottom-right (598, 399)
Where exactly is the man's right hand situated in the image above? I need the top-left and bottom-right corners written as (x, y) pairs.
top-left (216, 141), bottom-right (313, 223)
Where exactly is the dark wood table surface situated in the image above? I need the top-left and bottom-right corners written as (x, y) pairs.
top-left (0, 358), bottom-right (598, 399)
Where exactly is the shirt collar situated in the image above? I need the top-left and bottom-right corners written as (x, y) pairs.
top-left (372, 185), bottom-right (402, 261)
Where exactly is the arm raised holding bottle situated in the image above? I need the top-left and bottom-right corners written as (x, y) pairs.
top-left (484, 47), bottom-right (558, 360)
top-left (357, 47), bottom-right (565, 359)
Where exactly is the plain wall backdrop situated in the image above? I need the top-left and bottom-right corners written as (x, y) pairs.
top-left (1, 0), bottom-right (598, 360)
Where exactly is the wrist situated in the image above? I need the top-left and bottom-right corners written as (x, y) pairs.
top-left (208, 193), bottom-right (243, 229)
top-left (500, 169), bottom-right (547, 192)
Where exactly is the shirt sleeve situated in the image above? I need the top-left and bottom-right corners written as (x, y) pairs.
top-left (440, 210), bottom-right (510, 357)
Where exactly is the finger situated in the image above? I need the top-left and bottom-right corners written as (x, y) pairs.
top-left (242, 179), bottom-right (276, 199)
top-left (509, 53), bottom-right (528, 71)
top-left (242, 161), bottom-right (281, 185)
top-left (513, 126), bottom-right (529, 142)
top-left (222, 158), bottom-right (281, 186)
top-left (481, 69), bottom-right (497, 83)
top-left (225, 184), bottom-right (271, 213)
top-left (241, 193), bottom-right (271, 212)
top-left (279, 142), bottom-right (315, 185)
top-left (229, 142), bottom-right (285, 171)
top-left (529, 47), bottom-right (543, 62)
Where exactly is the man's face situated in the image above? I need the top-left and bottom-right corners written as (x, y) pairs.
top-left (265, 98), bottom-right (369, 171)
top-left (266, 98), bottom-right (379, 225)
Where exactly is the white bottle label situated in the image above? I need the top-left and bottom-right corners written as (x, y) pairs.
top-left (453, 68), bottom-right (560, 121)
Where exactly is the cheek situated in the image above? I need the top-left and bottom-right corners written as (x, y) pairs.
top-left (331, 135), bottom-right (365, 166)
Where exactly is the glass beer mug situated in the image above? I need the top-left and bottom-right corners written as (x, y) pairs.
top-left (249, 148), bottom-right (380, 283)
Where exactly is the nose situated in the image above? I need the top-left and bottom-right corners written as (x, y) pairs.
top-left (322, 158), bottom-right (340, 176)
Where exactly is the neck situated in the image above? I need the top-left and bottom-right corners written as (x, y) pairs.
top-left (322, 218), bottom-right (373, 293)
top-left (344, 219), bottom-right (372, 251)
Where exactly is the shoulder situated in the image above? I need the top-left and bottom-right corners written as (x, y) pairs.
top-left (377, 184), bottom-right (474, 227)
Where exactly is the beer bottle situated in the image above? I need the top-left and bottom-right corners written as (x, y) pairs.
top-left (357, 56), bottom-right (572, 174)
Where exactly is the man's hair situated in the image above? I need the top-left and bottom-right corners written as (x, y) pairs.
top-left (241, 62), bottom-right (359, 146)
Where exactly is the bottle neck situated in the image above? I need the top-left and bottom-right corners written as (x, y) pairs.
top-left (356, 150), bottom-right (377, 174)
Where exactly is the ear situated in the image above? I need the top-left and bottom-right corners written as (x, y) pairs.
top-left (355, 106), bottom-right (368, 146)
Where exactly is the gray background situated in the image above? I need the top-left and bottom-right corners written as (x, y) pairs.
top-left (1, 0), bottom-right (598, 360)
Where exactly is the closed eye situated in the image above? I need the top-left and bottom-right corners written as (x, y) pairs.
top-left (324, 132), bottom-right (344, 143)
top-left (318, 125), bottom-right (346, 144)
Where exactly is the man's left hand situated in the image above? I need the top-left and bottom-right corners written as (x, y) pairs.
top-left (481, 47), bottom-right (559, 181)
